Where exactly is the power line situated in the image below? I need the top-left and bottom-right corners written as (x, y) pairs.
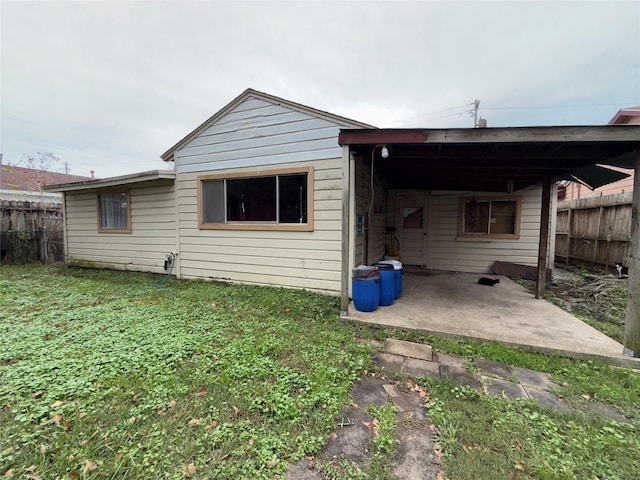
top-left (482, 102), bottom-right (638, 111)
top-left (386, 102), bottom-right (475, 125)
top-left (385, 100), bottom-right (638, 127)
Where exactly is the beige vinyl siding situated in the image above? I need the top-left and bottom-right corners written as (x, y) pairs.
top-left (172, 95), bottom-right (368, 293)
top-left (64, 181), bottom-right (176, 273)
top-left (427, 186), bottom-right (545, 273)
top-left (176, 159), bottom-right (344, 293)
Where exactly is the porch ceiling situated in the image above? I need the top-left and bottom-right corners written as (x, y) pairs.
top-left (339, 126), bottom-right (640, 192)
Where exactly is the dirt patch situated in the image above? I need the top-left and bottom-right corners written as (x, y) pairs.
top-left (525, 265), bottom-right (629, 343)
top-left (285, 368), bottom-right (441, 479)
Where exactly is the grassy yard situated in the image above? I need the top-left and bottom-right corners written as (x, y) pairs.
top-left (409, 336), bottom-right (640, 480)
top-left (0, 265), bottom-right (371, 479)
top-left (2, 265), bottom-right (639, 480)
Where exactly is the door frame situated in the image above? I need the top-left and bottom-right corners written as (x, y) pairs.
top-left (396, 191), bottom-right (429, 267)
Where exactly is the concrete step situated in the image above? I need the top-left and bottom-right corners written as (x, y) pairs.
top-left (384, 338), bottom-right (433, 361)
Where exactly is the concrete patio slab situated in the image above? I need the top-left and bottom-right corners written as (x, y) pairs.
top-left (343, 271), bottom-right (640, 369)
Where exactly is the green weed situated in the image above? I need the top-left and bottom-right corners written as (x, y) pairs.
top-left (0, 265), bottom-right (372, 479)
top-left (421, 376), bottom-right (639, 480)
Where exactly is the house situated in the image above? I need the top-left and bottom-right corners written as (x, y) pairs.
top-left (560, 106), bottom-right (639, 200)
top-left (46, 89), bottom-right (640, 312)
top-left (0, 164), bottom-right (92, 203)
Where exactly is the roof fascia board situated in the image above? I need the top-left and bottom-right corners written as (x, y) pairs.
top-left (44, 170), bottom-right (175, 192)
top-left (161, 88), bottom-right (374, 162)
top-left (339, 125), bottom-right (640, 145)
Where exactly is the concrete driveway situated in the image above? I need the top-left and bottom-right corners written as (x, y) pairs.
top-left (343, 270), bottom-right (639, 368)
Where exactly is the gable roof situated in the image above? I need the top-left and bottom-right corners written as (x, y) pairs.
top-left (0, 165), bottom-right (93, 192)
top-left (161, 88), bottom-right (375, 163)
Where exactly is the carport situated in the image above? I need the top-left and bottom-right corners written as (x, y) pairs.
top-left (338, 125), bottom-right (640, 358)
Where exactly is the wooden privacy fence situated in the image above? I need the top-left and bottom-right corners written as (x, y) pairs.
top-left (555, 192), bottom-right (632, 272)
top-left (0, 200), bottom-right (64, 263)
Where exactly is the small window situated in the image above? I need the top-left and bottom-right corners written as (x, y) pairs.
top-left (198, 167), bottom-right (313, 231)
top-left (97, 190), bottom-right (131, 233)
top-left (459, 196), bottom-right (521, 239)
top-left (402, 207), bottom-right (423, 229)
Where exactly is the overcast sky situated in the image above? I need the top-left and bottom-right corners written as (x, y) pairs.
top-left (1, 1), bottom-right (639, 179)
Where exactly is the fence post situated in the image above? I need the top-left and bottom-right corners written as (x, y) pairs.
top-left (566, 207), bottom-right (572, 266)
top-left (42, 226), bottom-right (48, 263)
top-left (624, 150), bottom-right (640, 358)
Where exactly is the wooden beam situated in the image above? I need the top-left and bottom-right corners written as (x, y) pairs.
top-left (338, 130), bottom-right (429, 145)
top-left (536, 176), bottom-right (552, 299)
top-left (339, 125), bottom-right (640, 146)
top-left (624, 149), bottom-right (640, 357)
top-left (340, 146), bottom-right (351, 313)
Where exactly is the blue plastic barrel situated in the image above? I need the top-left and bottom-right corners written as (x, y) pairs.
top-left (352, 277), bottom-right (380, 312)
top-left (380, 260), bottom-right (403, 299)
top-left (377, 265), bottom-right (395, 306)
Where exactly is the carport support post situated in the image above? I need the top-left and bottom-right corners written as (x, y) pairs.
top-left (340, 147), bottom-right (352, 313)
top-left (623, 149), bottom-right (640, 358)
top-left (535, 176), bottom-right (552, 299)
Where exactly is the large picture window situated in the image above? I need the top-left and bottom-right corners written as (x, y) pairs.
top-left (458, 196), bottom-right (521, 239)
top-left (198, 167), bottom-right (313, 231)
top-left (97, 190), bottom-right (131, 233)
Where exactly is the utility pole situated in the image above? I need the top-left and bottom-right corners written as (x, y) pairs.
top-left (473, 99), bottom-right (480, 128)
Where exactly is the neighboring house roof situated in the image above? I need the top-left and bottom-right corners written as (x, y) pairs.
top-left (45, 170), bottom-right (175, 192)
top-left (0, 165), bottom-right (92, 192)
top-left (609, 106), bottom-right (640, 125)
top-left (161, 88), bottom-right (375, 163)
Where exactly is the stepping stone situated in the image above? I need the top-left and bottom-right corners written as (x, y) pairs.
top-left (474, 358), bottom-right (514, 380)
top-left (573, 399), bottom-right (630, 423)
top-left (523, 387), bottom-right (571, 412)
top-left (318, 406), bottom-right (373, 464)
top-left (351, 376), bottom-right (391, 407)
top-left (385, 339), bottom-right (433, 361)
top-left (376, 352), bottom-right (405, 373)
top-left (440, 365), bottom-right (483, 391)
top-left (482, 376), bottom-right (529, 400)
top-left (512, 367), bottom-right (556, 391)
top-left (405, 358), bottom-right (440, 378)
top-left (383, 384), bottom-right (413, 412)
top-left (433, 351), bottom-right (464, 368)
top-left (393, 427), bottom-right (441, 480)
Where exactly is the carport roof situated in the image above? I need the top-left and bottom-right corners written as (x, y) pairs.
top-left (339, 125), bottom-right (640, 192)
